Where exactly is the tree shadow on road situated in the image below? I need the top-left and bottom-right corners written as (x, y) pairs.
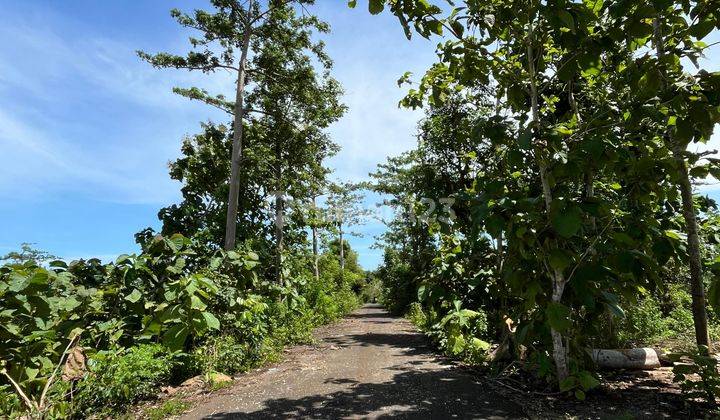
top-left (201, 367), bottom-right (523, 419)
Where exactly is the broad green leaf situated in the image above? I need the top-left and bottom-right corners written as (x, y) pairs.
top-left (202, 311), bottom-right (220, 330)
top-left (163, 324), bottom-right (189, 351)
top-left (447, 333), bottom-right (466, 355)
top-left (369, 0), bottom-right (384, 14)
top-left (559, 376), bottom-right (576, 391)
top-left (583, 0), bottom-right (603, 15)
top-left (546, 302), bottom-right (572, 332)
top-left (518, 128), bottom-right (532, 149)
top-left (577, 370), bottom-right (600, 390)
top-left (190, 295), bottom-right (207, 311)
top-left (125, 288), bottom-right (143, 304)
top-left (552, 207), bottom-right (583, 238)
top-left (689, 20), bottom-right (715, 40)
top-left (549, 249), bottom-right (571, 271)
top-left (471, 338), bottom-right (491, 351)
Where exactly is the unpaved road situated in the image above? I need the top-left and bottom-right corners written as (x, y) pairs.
top-left (182, 304), bottom-right (524, 419)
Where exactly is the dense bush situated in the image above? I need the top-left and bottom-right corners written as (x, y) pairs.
top-left (74, 344), bottom-right (177, 415)
top-left (0, 233), bottom-right (362, 418)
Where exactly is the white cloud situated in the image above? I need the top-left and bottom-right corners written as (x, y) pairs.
top-left (0, 12), bottom-right (235, 204)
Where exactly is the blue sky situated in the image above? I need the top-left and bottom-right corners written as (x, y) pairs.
top-left (0, 0), bottom-right (438, 268)
top-left (0, 1), bottom-right (718, 270)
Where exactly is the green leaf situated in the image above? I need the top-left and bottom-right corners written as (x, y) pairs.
top-left (626, 21), bottom-right (653, 38)
top-left (577, 370), bottom-right (600, 390)
top-left (417, 285), bottom-right (427, 301)
top-left (163, 324), bottom-right (189, 351)
top-left (675, 118), bottom-right (694, 142)
top-left (549, 249), bottom-right (572, 271)
top-left (559, 376), bottom-right (576, 391)
top-left (190, 295), bottom-right (207, 311)
top-left (574, 390), bottom-right (586, 400)
top-left (518, 128), bottom-right (533, 149)
top-left (25, 367), bottom-right (39, 381)
top-left (583, 0), bottom-right (603, 15)
top-left (369, 0), bottom-right (384, 14)
top-left (552, 207), bottom-right (583, 238)
top-left (689, 20), bottom-right (715, 40)
top-left (125, 288), bottom-right (143, 304)
top-left (347, 0), bottom-right (357, 8)
top-left (558, 10), bottom-right (574, 30)
top-left (447, 333), bottom-right (466, 355)
top-left (471, 338), bottom-right (491, 351)
top-left (202, 311), bottom-right (220, 330)
top-left (546, 302), bottom-right (572, 332)
top-left (708, 278), bottom-right (720, 315)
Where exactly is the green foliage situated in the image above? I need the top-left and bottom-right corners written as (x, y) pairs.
top-left (0, 243), bottom-right (58, 264)
top-left (616, 297), bottom-right (669, 347)
top-left (672, 346), bottom-right (720, 406)
top-left (145, 399), bottom-right (191, 420)
top-left (74, 344), bottom-right (177, 415)
top-left (366, 0), bottom-right (720, 389)
top-left (0, 385), bottom-right (22, 418)
top-left (197, 334), bottom-right (271, 376)
top-left (0, 233), bottom-right (362, 417)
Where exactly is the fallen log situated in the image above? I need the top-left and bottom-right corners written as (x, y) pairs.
top-left (590, 348), bottom-right (660, 370)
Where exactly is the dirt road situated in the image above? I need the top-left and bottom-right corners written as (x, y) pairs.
top-left (182, 304), bottom-right (525, 419)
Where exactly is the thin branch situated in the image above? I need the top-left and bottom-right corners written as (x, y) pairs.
top-left (39, 332), bottom-right (82, 410)
top-left (1, 368), bottom-right (37, 411)
top-left (565, 220), bottom-right (612, 285)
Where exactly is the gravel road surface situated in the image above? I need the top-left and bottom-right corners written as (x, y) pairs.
top-left (182, 304), bottom-right (525, 419)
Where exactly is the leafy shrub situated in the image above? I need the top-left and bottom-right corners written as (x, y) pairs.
top-left (74, 344), bottom-right (177, 415)
top-left (410, 299), bottom-right (490, 364)
top-left (0, 385), bottom-right (22, 418)
top-left (616, 297), bottom-right (668, 346)
top-left (672, 345), bottom-right (720, 406)
top-left (199, 334), bottom-right (272, 375)
top-left (407, 302), bottom-right (427, 327)
top-left (145, 399), bottom-right (190, 420)
top-left (268, 301), bottom-right (317, 346)
top-left (0, 233), bottom-right (364, 417)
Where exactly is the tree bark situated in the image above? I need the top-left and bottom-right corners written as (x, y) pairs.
top-left (677, 155), bottom-right (712, 350)
top-left (527, 26), bottom-right (570, 383)
top-left (653, 17), bottom-right (711, 352)
top-left (339, 223), bottom-right (345, 275)
top-left (223, 9), bottom-right (253, 251)
top-left (312, 196), bottom-right (320, 283)
top-left (275, 144), bottom-right (284, 286)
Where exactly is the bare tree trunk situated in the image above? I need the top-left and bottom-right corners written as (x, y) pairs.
top-left (312, 196), bottom-right (320, 282)
top-left (275, 144), bottom-right (284, 286)
top-left (527, 27), bottom-right (570, 383)
top-left (339, 223), bottom-right (345, 275)
top-left (495, 231), bottom-right (503, 273)
top-left (676, 167), bottom-right (711, 349)
top-left (653, 17), bottom-right (711, 352)
top-left (224, 9), bottom-right (253, 251)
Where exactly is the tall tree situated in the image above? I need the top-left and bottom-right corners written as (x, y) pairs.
top-left (646, 4), bottom-right (720, 351)
top-left (326, 183), bottom-right (370, 275)
top-left (356, 0), bottom-right (719, 386)
top-left (138, 0), bottom-right (319, 250)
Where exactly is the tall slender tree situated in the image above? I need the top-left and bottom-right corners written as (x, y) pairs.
top-left (138, 0), bottom-right (319, 250)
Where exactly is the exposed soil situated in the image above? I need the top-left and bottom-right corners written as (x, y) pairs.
top-left (179, 304), bottom-right (524, 419)
top-left (173, 305), bottom-right (710, 419)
